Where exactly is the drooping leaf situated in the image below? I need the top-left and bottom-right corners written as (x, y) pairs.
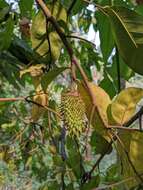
top-left (118, 130), bottom-right (143, 188)
top-left (31, 92), bottom-right (48, 122)
top-left (66, 137), bottom-right (83, 179)
top-left (95, 11), bottom-right (114, 62)
top-left (41, 67), bottom-right (68, 91)
top-left (103, 6), bottom-right (143, 75)
top-left (111, 54), bottom-right (134, 81)
top-left (0, 15), bottom-right (14, 51)
top-left (0, 0), bottom-right (8, 8)
top-left (105, 163), bottom-right (119, 182)
top-left (8, 36), bottom-right (49, 66)
top-left (31, 1), bottom-right (67, 60)
top-left (82, 175), bottom-right (100, 190)
top-left (78, 81), bottom-right (111, 141)
top-left (19, 0), bottom-right (34, 18)
top-left (91, 131), bottom-right (112, 155)
top-left (135, 5), bottom-right (143, 16)
top-left (0, 5), bottom-right (10, 23)
top-left (100, 71), bottom-right (117, 98)
top-left (107, 87), bottom-right (143, 125)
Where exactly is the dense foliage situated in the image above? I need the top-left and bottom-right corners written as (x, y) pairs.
top-left (1, 0), bottom-right (143, 189)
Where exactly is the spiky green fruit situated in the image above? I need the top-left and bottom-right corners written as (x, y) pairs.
top-left (60, 91), bottom-right (86, 138)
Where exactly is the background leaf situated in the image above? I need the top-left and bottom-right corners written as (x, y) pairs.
top-left (41, 67), bottom-right (68, 91)
top-left (104, 6), bottom-right (143, 75)
top-left (118, 131), bottom-right (143, 188)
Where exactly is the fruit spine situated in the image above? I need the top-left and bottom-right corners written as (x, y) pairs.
top-left (60, 91), bottom-right (86, 138)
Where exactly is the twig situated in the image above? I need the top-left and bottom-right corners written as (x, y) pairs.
top-left (81, 140), bottom-right (113, 184)
top-left (139, 115), bottom-right (142, 131)
top-left (75, 138), bottom-right (85, 177)
top-left (124, 106), bottom-right (143, 127)
top-left (47, 110), bottom-right (57, 147)
top-left (67, 0), bottom-right (77, 15)
top-left (115, 46), bottom-right (121, 93)
top-left (0, 97), bottom-right (24, 102)
top-left (35, 0), bottom-right (108, 130)
top-left (25, 96), bottom-right (61, 118)
top-left (60, 127), bottom-right (67, 161)
top-left (61, 170), bottom-right (66, 190)
top-left (109, 125), bottom-right (143, 132)
top-left (94, 173), bottom-right (143, 190)
top-left (66, 35), bottom-right (96, 48)
top-left (113, 132), bottom-right (143, 183)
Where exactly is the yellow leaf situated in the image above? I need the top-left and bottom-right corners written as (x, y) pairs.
top-left (77, 81), bottom-right (111, 141)
top-left (31, 1), bottom-right (67, 60)
top-left (20, 64), bottom-right (45, 78)
top-left (108, 87), bottom-right (143, 125)
top-left (118, 131), bottom-right (143, 188)
top-left (31, 92), bottom-right (48, 122)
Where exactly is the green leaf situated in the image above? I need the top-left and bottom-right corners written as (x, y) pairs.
top-left (0, 16), bottom-right (14, 50)
top-left (41, 67), bottom-right (68, 91)
top-left (0, 0), bottom-right (8, 8)
top-left (100, 72), bottom-right (117, 98)
top-left (105, 164), bottom-right (119, 182)
top-left (66, 137), bottom-right (82, 179)
top-left (111, 55), bottom-right (134, 81)
top-left (82, 175), bottom-right (100, 190)
top-left (103, 6), bottom-right (143, 75)
top-left (107, 87), bottom-right (143, 125)
top-left (19, 0), bottom-right (33, 18)
top-left (95, 11), bottom-right (114, 62)
top-left (91, 131), bottom-right (112, 155)
top-left (74, 0), bottom-right (87, 15)
top-left (135, 5), bottom-right (143, 16)
top-left (9, 36), bottom-right (48, 66)
top-left (0, 6), bottom-right (10, 23)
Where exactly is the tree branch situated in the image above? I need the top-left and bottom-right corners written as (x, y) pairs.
top-left (115, 46), bottom-right (121, 93)
top-left (0, 97), bottom-right (24, 102)
top-left (124, 106), bottom-right (143, 128)
top-left (81, 140), bottom-right (113, 184)
top-left (67, 0), bottom-right (77, 15)
top-left (35, 0), bottom-right (109, 129)
top-left (66, 35), bottom-right (96, 48)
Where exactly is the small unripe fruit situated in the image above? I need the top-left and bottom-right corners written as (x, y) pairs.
top-left (60, 91), bottom-right (86, 138)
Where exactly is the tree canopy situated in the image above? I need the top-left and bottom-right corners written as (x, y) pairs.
top-left (0, 0), bottom-right (143, 189)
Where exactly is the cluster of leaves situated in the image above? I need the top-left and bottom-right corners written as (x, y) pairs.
top-left (0, 0), bottom-right (143, 189)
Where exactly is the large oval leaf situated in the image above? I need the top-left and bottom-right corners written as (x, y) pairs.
top-left (31, 1), bottom-right (67, 60)
top-left (118, 130), bottom-right (143, 188)
top-left (103, 6), bottom-right (143, 75)
top-left (108, 87), bottom-right (143, 125)
top-left (78, 81), bottom-right (111, 141)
